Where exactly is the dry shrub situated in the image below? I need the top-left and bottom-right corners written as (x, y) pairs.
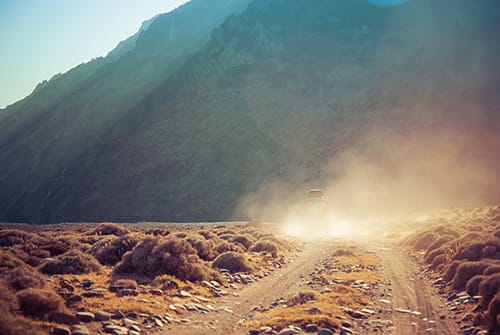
top-left (198, 230), bottom-right (218, 240)
top-left (479, 273), bottom-right (500, 310)
top-left (0, 250), bottom-right (26, 270)
top-left (466, 275), bottom-right (488, 296)
top-left (39, 250), bottom-right (101, 274)
top-left (488, 292), bottom-right (500, 330)
top-left (231, 234), bottom-right (255, 250)
top-left (485, 266), bottom-right (500, 276)
top-left (454, 240), bottom-right (500, 261)
top-left (6, 266), bottom-right (45, 291)
top-left (113, 237), bottom-right (221, 282)
top-left (151, 275), bottom-right (180, 291)
top-left (110, 278), bottom-right (137, 290)
top-left (414, 232), bottom-right (439, 251)
top-left (88, 222), bottom-right (130, 236)
top-left (287, 291), bottom-right (316, 306)
top-left (17, 288), bottom-right (64, 319)
top-left (425, 236), bottom-right (454, 255)
top-left (212, 252), bottom-right (254, 273)
top-left (41, 237), bottom-right (81, 256)
top-left (444, 260), bottom-right (462, 282)
top-left (430, 254), bottom-right (447, 270)
top-left (495, 229), bottom-right (500, 239)
top-left (89, 235), bottom-right (138, 265)
top-left (185, 236), bottom-right (218, 261)
top-left (10, 243), bottom-right (51, 266)
top-left (432, 225), bottom-right (460, 238)
top-left (452, 261), bottom-right (493, 291)
top-left (0, 281), bottom-right (38, 335)
top-left (216, 240), bottom-right (244, 254)
top-left (0, 229), bottom-right (32, 246)
top-left (424, 244), bottom-right (448, 265)
top-left (249, 240), bottom-right (278, 254)
top-left (458, 232), bottom-right (483, 244)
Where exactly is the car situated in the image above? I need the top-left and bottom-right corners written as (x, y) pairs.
top-left (302, 189), bottom-right (329, 225)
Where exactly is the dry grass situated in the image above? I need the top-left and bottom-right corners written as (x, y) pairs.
top-left (466, 275), bottom-right (488, 296)
top-left (5, 266), bottom-right (45, 291)
top-left (479, 273), bottom-right (500, 310)
top-left (212, 251), bottom-right (254, 273)
top-left (451, 261), bottom-right (494, 291)
top-left (17, 288), bottom-right (65, 319)
top-left (89, 235), bottom-right (138, 265)
top-left (249, 240), bottom-right (279, 254)
top-left (113, 237), bottom-right (222, 282)
top-left (87, 222), bottom-right (130, 236)
top-left (287, 291), bottom-right (316, 306)
top-left (39, 250), bottom-right (101, 274)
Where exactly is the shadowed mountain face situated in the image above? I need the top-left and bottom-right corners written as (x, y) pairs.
top-left (1, 0), bottom-right (500, 223)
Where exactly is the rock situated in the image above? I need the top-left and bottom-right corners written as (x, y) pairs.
top-left (76, 312), bottom-right (95, 323)
top-left (94, 310), bottom-right (111, 321)
top-left (60, 279), bottom-right (75, 292)
top-left (126, 311), bottom-right (138, 319)
top-left (82, 279), bottom-right (93, 288)
top-left (149, 289), bottom-right (163, 296)
top-left (117, 289), bottom-right (138, 297)
top-left (66, 295), bottom-right (84, 304)
top-left (340, 327), bottom-right (353, 335)
top-left (305, 324), bottom-right (318, 332)
top-left (249, 330), bottom-right (260, 335)
top-left (318, 329), bottom-right (335, 335)
top-left (112, 311), bottom-right (126, 319)
top-left (103, 325), bottom-right (128, 334)
top-left (278, 328), bottom-right (300, 335)
top-left (351, 310), bottom-right (368, 319)
top-left (53, 326), bottom-right (71, 335)
top-left (71, 325), bottom-right (90, 335)
top-left (129, 331), bottom-right (140, 335)
top-left (82, 290), bottom-right (104, 298)
top-left (305, 306), bottom-right (322, 314)
top-left (179, 290), bottom-right (192, 298)
top-left (49, 312), bottom-right (81, 325)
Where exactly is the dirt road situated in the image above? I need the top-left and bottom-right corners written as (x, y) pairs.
top-left (170, 240), bottom-right (460, 335)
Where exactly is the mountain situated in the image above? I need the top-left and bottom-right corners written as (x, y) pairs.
top-left (1, 0), bottom-right (500, 224)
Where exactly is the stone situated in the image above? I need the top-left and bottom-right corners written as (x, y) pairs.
top-left (179, 290), bottom-right (192, 298)
top-left (71, 325), bottom-right (90, 335)
top-left (149, 289), bottom-right (163, 296)
top-left (82, 279), bottom-right (93, 288)
top-left (126, 311), bottom-right (138, 319)
top-left (53, 326), bottom-right (71, 335)
top-left (49, 312), bottom-right (80, 325)
top-left (112, 311), bottom-right (126, 319)
top-left (305, 324), bottom-right (318, 332)
top-left (103, 325), bottom-right (128, 334)
top-left (305, 306), bottom-right (322, 314)
top-left (318, 329), bottom-right (334, 335)
top-left (60, 279), bottom-right (75, 292)
top-left (94, 310), bottom-right (111, 321)
top-left (249, 330), bottom-right (260, 335)
top-left (278, 328), bottom-right (300, 335)
top-left (66, 295), bottom-right (84, 304)
top-left (117, 289), bottom-right (138, 297)
top-left (76, 312), bottom-right (95, 323)
top-left (340, 327), bottom-right (353, 335)
top-left (82, 291), bottom-right (104, 298)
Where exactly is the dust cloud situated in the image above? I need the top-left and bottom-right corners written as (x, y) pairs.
top-left (234, 122), bottom-right (500, 239)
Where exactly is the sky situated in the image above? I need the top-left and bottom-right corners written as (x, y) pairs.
top-left (0, 0), bottom-right (190, 109)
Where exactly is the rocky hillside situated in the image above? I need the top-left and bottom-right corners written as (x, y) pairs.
top-left (1, 0), bottom-right (500, 223)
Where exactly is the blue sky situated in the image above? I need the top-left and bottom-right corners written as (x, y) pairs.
top-left (0, 0), bottom-right (189, 109)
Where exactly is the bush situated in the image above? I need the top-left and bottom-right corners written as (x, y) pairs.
top-left (88, 223), bottom-right (130, 236)
top-left (485, 266), bottom-right (500, 276)
top-left (0, 282), bottom-right (37, 335)
top-left (287, 291), bottom-right (316, 306)
top-left (425, 236), bottom-right (454, 256)
top-left (249, 240), bottom-right (278, 254)
top-left (17, 288), bottom-right (64, 319)
top-left (425, 245), bottom-right (447, 265)
top-left (430, 254), bottom-right (447, 270)
top-left (39, 250), bottom-right (101, 274)
top-left (466, 275), bottom-right (488, 296)
top-left (231, 234), bottom-right (255, 250)
top-left (6, 266), bottom-right (45, 291)
top-left (0, 250), bottom-right (26, 271)
top-left (212, 252), bottom-right (254, 273)
top-left (479, 273), bottom-right (500, 310)
top-left (414, 232), bottom-right (439, 251)
top-left (488, 292), bottom-right (500, 330)
top-left (89, 235), bottom-right (138, 265)
top-left (151, 275), bottom-right (180, 291)
top-left (113, 237), bottom-right (221, 282)
top-left (215, 240), bottom-right (244, 254)
top-left (444, 260), bottom-right (462, 282)
top-left (452, 261), bottom-right (493, 291)
top-left (185, 236), bottom-right (218, 261)
top-left (0, 229), bottom-right (32, 246)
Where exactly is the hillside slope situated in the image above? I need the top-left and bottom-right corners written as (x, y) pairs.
top-left (1, 0), bottom-right (500, 223)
